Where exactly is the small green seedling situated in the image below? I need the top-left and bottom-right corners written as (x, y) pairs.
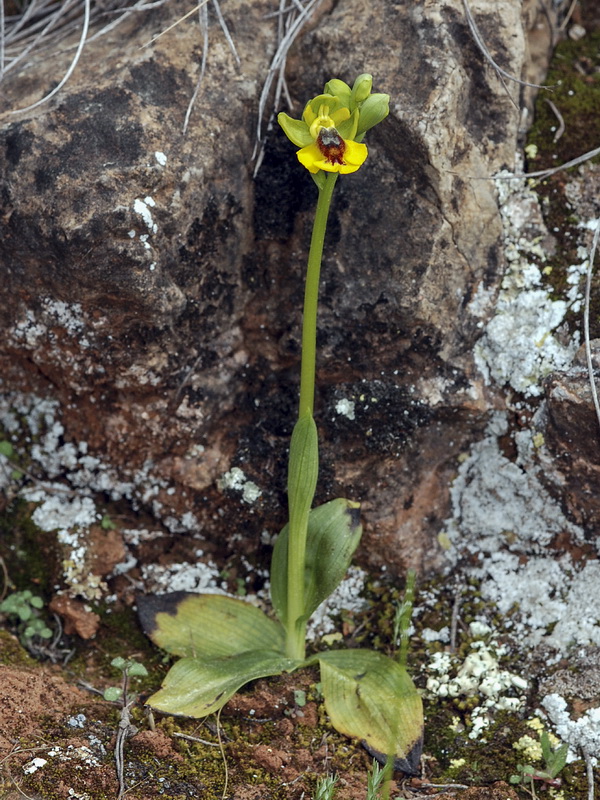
top-left (103, 657), bottom-right (149, 800)
top-left (103, 657), bottom-right (148, 703)
top-left (139, 74), bottom-right (423, 774)
top-left (0, 439), bottom-right (24, 480)
top-left (366, 760), bottom-right (389, 800)
top-left (314, 774), bottom-right (337, 800)
top-left (510, 731), bottom-right (568, 795)
top-left (313, 761), bottom-right (388, 800)
top-left (0, 590), bottom-right (53, 643)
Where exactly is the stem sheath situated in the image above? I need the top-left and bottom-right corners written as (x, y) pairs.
top-left (285, 172), bottom-right (338, 660)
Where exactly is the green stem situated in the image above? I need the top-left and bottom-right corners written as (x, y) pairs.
top-left (298, 173), bottom-right (338, 418)
top-left (285, 172), bottom-right (338, 660)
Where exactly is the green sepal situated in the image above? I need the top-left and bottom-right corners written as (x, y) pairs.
top-left (270, 498), bottom-right (362, 627)
top-left (318, 649), bottom-right (423, 775)
top-left (356, 93), bottom-right (390, 134)
top-left (323, 79), bottom-right (351, 108)
top-left (305, 93), bottom-right (345, 120)
top-left (277, 112), bottom-right (312, 147)
top-left (336, 109), bottom-right (359, 142)
top-left (137, 592), bottom-right (285, 658)
top-left (146, 650), bottom-right (301, 718)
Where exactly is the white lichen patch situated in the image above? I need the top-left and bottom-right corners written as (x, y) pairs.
top-left (45, 743), bottom-right (102, 769)
top-left (133, 196), bottom-right (158, 235)
top-left (334, 398), bottom-right (356, 420)
top-left (218, 467), bottom-right (262, 504)
top-left (0, 391), bottom-right (191, 600)
top-left (424, 640), bottom-right (527, 739)
top-left (10, 298), bottom-right (90, 349)
top-left (474, 168), bottom-right (583, 396)
top-left (542, 694), bottom-right (600, 765)
top-left (476, 555), bottom-right (600, 651)
top-left (442, 413), bottom-right (600, 653)
top-left (141, 555), bottom-right (225, 595)
top-left (306, 566), bottom-right (367, 640)
top-left (23, 757), bottom-right (48, 774)
top-left (444, 413), bottom-right (585, 559)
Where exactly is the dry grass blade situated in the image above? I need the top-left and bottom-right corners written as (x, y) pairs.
top-left (252, 0), bottom-right (325, 174)
top-left (462, 0), bottom-right (552, 91)
top-left (583, 218), bottom-right (600, 434)
top-left (140, 0), bottom-right (208, 49)
top-left (183, 0), bottom-right (209, 133)
top-left (522, 145), bottom-right (600, 180)
top-left (211, 0), bottom-right (239, 66)
top-left (545, 97), bottom-right (565, 142)
top-left (9, 0), bottom-right (90, 113)
top-left (87, 0), bottom-right (172, 45)
top-left (182, 0), bottom-right (240, 131)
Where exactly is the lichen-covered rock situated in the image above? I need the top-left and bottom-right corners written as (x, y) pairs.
top-left (0, 0), bottom-right (559, 580)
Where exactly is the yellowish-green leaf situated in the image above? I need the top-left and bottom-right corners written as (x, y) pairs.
top-left (270, 498), bottom-right (362, 626)
top-left (137, 592), bottom-right (285, 658)
top-left (146, 650), bottom-right (300, 718)
top-left (318, 649), bottom-right (423, 775)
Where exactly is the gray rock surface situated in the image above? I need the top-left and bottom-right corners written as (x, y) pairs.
top-left (0, 0), bottom-right (560, 578)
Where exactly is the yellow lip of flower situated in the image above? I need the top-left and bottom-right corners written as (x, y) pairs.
top-left (296, 128), bottom-right (368, 175)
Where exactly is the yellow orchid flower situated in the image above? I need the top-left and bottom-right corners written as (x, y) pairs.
top-left (278, 76), bottom-right (389, 177)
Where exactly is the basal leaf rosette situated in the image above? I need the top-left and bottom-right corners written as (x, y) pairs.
top-left (278, 74), bottom-right (389, 176)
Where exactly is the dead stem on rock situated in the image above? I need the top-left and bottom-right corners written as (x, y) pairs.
top-left (583, 219), bottom-right (600, 433)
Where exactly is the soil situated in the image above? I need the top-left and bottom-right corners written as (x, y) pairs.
top-left (0, 651), bottom-right (520, 800)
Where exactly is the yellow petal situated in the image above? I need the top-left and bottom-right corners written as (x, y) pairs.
top-left (331, 107), bottom-right (350, 126)
top-left (296, 142), bottom-right (324, 174)
top-left (341, 139), bottom-right (368, 168)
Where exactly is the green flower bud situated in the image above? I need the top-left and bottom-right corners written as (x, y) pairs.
top-left (356, 93), bottom-right (390, 134)
top-left (351, 73), bottom-right (373, 105)
top-left (323, 79), bottom-right (351, 108)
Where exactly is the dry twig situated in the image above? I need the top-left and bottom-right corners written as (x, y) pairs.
top-left (583, 218), bottom-right (600, 434)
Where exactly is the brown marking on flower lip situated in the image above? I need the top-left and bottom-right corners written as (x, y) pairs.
top-left (317, 127), bottom-right (346, 165)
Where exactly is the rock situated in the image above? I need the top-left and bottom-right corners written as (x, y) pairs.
top-left (49, 595), bottom-right (101, 639)
top-left (540, 343), bottom-right (600, 530)
top-left (0, 0), bottom-right (559, 580)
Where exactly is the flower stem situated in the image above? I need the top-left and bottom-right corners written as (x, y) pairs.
top-left (298, 173), bottom-right (338, 418)
top-left (285, 172), bottom-right (338, 660)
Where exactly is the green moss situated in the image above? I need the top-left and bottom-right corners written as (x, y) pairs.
top-left (0, 628), bottom-right (37, 666)
top-left (0, 498), bottom-right (59, 596)
top-left (525, 28), bottom-right (600, 334)
top-left (528, 32), bottom-right (600, 170)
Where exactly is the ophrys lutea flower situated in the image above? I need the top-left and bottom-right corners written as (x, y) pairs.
top-left (278, 74), bottom-right (389, 176)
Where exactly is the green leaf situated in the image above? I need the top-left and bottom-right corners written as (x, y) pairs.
top-left (541, 731), bottom-right (568, 778)
top-left (318, 649), bottom-right (423, 775)
top-left (146, 650), bottom-right (300, 718)
top-left (127, 662), bottom-right (149, 678)
top-left (287, 414), bottom-right (319, 535)
top-left (0, 440), bottom-right (14, 458)
top-left (103, 687), bottom-right (123, 702)
top-left (270, 498), bottom-right (362, 626)
top-left (137, 592), bottom-right (285, 658)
